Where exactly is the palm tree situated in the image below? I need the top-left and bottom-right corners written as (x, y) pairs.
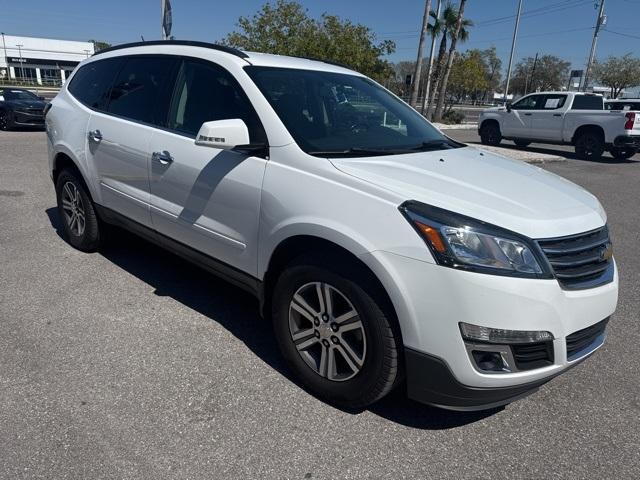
top-left (433, 0), bottom-right (471, 121)
top-left (426, 3), bottom-right (472, 118)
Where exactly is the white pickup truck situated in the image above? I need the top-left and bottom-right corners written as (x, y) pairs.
top-left (478, 91), bottom-right (640, 160)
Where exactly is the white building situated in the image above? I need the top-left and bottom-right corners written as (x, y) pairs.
top-left (0, 34), bottom-right (94, 85)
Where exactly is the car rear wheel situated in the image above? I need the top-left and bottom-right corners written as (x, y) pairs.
top-left (575, 131), bottom-right (605, 160)
top-left (0, 110), bottom-right (12, 131)
top-left (514, 139), bottom-right (531, 148)
top-left (55, 169), bottom-right (102, 252)
top-left (480, 122), bottom-right (502, 146)
top-left (609, 146), bottom-right (636, 160)
top-left (272, 255), bottom-right (401, 409)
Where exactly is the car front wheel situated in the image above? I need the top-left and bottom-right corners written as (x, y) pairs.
top-left (480, 122), bottom-right (502, 146)
top-left (0, 110), bottom-right (12, 131)
top-left (272, 255), bottom-right (401, 409)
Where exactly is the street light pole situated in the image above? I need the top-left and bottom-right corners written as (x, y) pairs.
top-left (503, 0), bottom-right (523, 104)
top-left (16, 43), bottom-right (24, 81)
top-left (582, 0), bottom-right (605, 92)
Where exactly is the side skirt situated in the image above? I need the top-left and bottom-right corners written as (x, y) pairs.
top-left (95, 204), bottom-right (263, 300)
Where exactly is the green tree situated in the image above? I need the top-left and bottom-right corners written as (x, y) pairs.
top-left (480, 46), bottom-right (502, 102)
top-left (220, 0), bottom-right (395, 81)
top-left (89, 40), bottom-right (111, 51)
top-left (445, 50), bottom-right (488, 110)
top-left (509, 55), bottom-right (570, 95)
top-left (592, 54), bottom-right (640, 98)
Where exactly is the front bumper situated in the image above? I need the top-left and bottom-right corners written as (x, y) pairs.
top-left (359, 250), bottom-right (618, 408)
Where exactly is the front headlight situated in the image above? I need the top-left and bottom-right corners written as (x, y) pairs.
top-left (400, 201), bottom-right (551, 278)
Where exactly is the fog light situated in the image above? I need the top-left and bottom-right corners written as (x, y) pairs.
top-left (472, 351), bottom-right (511, 372)
top-left (460, 322), bottom-right (554, 344)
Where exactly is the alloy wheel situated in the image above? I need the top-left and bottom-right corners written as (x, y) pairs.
top-left (288, 282), bottom-right (367, 382)
top-left (61, 181), bottom-right (86, 236)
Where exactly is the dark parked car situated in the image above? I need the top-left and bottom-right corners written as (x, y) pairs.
top-left (0, 88), bottom-right (47, 130)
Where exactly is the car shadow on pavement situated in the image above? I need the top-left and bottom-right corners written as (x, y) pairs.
top-left (46, 207), bottom-right (499, 429)
top-left (468, 141), bottom-right (639, 164)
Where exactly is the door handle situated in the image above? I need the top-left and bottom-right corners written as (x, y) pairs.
top-left (524, 113), bottom-right (533, 116)
top-left (152, 150), bottom-right (173, 165)
top-left (553, 113), bottom-right (562, 117)
top-left (88, 129), bottom-right (102, 142)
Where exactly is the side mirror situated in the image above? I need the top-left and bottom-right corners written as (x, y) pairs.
top-left (506, 102), bottom-right (512, 112)
top-left (38, 96), bottom-right (46, 101)
top-left (195, 119), bottom-right (250, 150)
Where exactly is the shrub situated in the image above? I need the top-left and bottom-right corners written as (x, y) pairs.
top-left (441, 110), bottom-right (466, 124)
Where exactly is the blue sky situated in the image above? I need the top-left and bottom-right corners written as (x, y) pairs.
top-left (1, 0), bottom-right (639, 71)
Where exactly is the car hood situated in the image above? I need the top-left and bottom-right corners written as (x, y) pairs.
top-left (330, 146), bottom-right (606, 239)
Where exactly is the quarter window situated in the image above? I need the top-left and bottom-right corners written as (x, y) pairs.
top-left (106, 56), bottom-right (178, 126)
top-left (67, 58), bottom-right (124, 110)
top-left (167, 60), bottom-right (266, 143)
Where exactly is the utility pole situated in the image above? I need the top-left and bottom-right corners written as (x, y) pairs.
top-left (524, 52), bottom-right (538, 95)
top-left (420, 0), bottom-right (442, 115)
top-left (503, 0), bottom-right (523, 104)
top-left (582, 0), bottom-right (606, 92)
top-left (409, 0), bottom-right (432, 109)
top-left (161, 0), bottom-right (166, 40)
top-left (16, 43), bottom-right (24, 81)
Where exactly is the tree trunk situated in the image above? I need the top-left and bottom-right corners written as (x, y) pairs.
top-left (427, 34), bottom-right (447, 118)
top-left (409, 0), bottom-right (432, 108)
top-left (433, 0), bottom-right (467, 122)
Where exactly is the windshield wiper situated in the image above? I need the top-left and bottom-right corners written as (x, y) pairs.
top-left (307, 147), bottom-right (403, 157)
top-left (410, 139), bottom-right (460, 151)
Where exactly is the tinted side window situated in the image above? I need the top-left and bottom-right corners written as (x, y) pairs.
top-left (67, 58), bottom-right (124, 110)
top-left (512, 95), bottom-right (542, 110)
top-left (107, 56), bottom-right (178, 125)
top-left (167, 60), bottom-right (266, 143)
top-left (571, 95), bottom-right (603, 110)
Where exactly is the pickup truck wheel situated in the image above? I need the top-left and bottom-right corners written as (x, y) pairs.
top-left (575, 131), bottom-right (605, 160)
top-left (480, 122), bottom-right (502, 146)
top-left (272, 255), bottom-right (401, 409)
top-left (609, 147), bottom-right (636, 160)
top-left (514, 139), bottom-right (531, 148)
top-left (55, 169), bottom-right (102, 252)
top-left (0, 110), bottom-right (12, 131)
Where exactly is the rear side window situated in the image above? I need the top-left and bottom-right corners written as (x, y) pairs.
top-left (571, 95), bottom-right (603, 110)
top-left (106, 56), bottom-right (179, 126)
top-left (67, 58), bottom-right (124, 110)
top-left (167, 59), bottom-right (266, 143)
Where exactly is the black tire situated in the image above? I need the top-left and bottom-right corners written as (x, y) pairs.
top-left (514, 139), bottom-right (531, 148)
top-left (55, 169), bottom-right (102, 252)
top-left (574, 130), bottom-right (605, 160)
top-left (272, 254), bottom-right (401, 409)
top-left (0, 109), bottom-right (12, 131)
top-left (480, 122), bottom-right (502, 146)
top-left (609, 146), bottom-right (636, 160)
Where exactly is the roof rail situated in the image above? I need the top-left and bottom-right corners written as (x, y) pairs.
top-left (92, 40), bottom-right (249, 59)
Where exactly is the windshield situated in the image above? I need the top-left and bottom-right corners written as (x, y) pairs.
top-left (245, 66), bottom-right (460, 157)
top-left (3, 89), bottom-right (39, 101)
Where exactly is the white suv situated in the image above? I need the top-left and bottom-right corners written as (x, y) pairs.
top-left (46, 41), bottom-right (618, 411)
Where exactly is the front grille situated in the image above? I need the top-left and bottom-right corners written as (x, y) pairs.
top-left (511, 342), bottom-right (554, 370)
top-left (566, 318), bottom-right (609, 360)
top-left (537, 226), bottom-right (613, 290)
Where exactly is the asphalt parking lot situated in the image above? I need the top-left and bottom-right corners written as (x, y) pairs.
top-left (1, 129), bottom-right (639, 479)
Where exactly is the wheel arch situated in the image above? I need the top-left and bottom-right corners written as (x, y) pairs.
top-left (479, 117), bottom-right (500, 132)
top-left (572, 124), bottom-right (605, 145)
top-left (51, 148), bottom-right (99, 202)
top-left (260, 234), bottom-right (400, 342)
